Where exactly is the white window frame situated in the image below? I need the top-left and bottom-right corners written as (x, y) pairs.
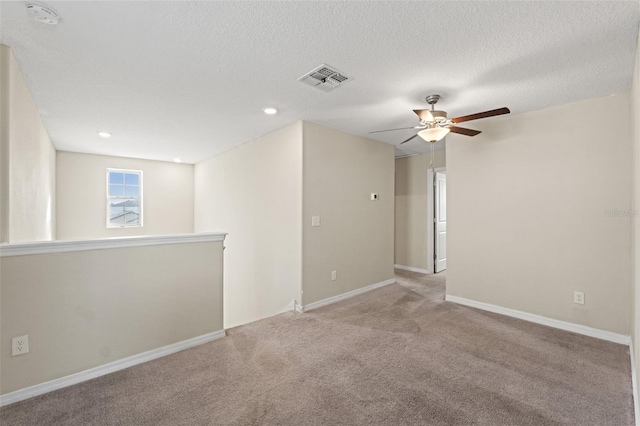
top-left (106, 168), bottom-right (144, 228)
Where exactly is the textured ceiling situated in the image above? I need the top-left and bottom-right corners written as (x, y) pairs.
top-left (1, 1), bottom-right (639, 163)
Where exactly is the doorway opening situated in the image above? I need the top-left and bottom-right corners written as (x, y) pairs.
top-left (427, 167), bottom-right (446, 274)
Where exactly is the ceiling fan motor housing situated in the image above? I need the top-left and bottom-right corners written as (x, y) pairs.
top-left (431, 110), bottom-right (447, 121)
top-left (421, 95), bottom-right (449, 125)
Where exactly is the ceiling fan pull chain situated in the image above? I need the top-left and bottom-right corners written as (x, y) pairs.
top-left (430, 142), bottom-right (434, 167)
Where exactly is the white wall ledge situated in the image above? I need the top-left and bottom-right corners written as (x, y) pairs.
top-left (0, 232), bottom-right (227, 257)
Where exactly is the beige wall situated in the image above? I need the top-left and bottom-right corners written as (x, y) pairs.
top-left (447, 93), bottom-right (632, 335)
top-left (0, 46), bottom-right (9, 243)
top-left (631, 28), bottom-right (640, 379)
top-left (395, 151), bottom-right (446, 271)
top-left (56, 151), bottom-right (193, 240)
top-left (0, 45), bottom-right (56, 243)
top-left (0, 240), bottom-right (224, 394)
top-left (302, 122), bottom-right (395, 305)
top-left (194, 123), bottom-right (302, 328)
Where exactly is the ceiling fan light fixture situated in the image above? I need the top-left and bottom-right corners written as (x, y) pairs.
top-left (418, 127), bottom-right (450, 142)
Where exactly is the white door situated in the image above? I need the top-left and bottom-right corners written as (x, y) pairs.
top-left (435, 171), bottom-right (447, 272)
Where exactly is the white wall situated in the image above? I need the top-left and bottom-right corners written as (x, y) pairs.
top-left (194, 122), bottom-right (302, 328)
top-left (1, 239), bottom-right (224, 395)
top-left (56, 151), bottom-right (194, 240)
top-left (447, 93), bottom-right (632, 335)
top-left (302, 122), bottom-right (395, 305)
top-left (630, 27), bottom-right (640, 381)
top-left (0, 45), bottom-right (56, 243)
top-left (394, 151), bottom-right (446, 271)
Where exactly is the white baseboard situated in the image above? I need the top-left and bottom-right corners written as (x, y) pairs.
top-left (0, 329), bottom-right (226, 407)
top-left (445, 295), bottom-right (630, 345)
top-left (631, 339), bottom-right (640, 426)
top-left (394, 264), bottom-right (430, 274)
top-left (301, 278), bottom-right (396, 312)
top-left (279, 299), bottom-right (301, 313)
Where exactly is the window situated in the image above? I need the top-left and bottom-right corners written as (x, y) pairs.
top-left (107, 169), bottom-right (143, 228)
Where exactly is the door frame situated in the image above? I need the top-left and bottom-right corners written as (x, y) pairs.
top-left (426, 167), bottom-right (446, 274)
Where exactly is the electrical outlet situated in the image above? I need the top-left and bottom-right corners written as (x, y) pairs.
top-left (573, 291), bottom-right (585, 305)
top-left (12, 335), bottom-right (29, 356)
top-left (311, 216), bottom-right (321, 227)
top-left (331, 270), bottom-right (337, 281)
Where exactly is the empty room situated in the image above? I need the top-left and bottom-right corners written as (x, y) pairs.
top-left (1, 1), bottom-right (640, 425)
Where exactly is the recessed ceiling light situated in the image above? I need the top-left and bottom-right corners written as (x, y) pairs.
top-left (174, 158), bottom-right (182, 163)
top-left (97, 131), bottom-right (112, 138)
top-left (263, 107), bottom-right (278, 115)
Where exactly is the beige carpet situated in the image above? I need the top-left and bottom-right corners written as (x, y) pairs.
top-left (1, 270), bottom-right (634, 425)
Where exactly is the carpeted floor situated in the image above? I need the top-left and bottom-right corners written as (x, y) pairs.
top-left (1, 270), bottom-right (634, 425)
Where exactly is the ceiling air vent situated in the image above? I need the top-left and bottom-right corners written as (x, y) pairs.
top-left (298, 64), bottom-right (351, 93)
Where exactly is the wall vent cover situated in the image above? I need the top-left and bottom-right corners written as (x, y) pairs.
top-left (297, 64), bottom-right (351, 92)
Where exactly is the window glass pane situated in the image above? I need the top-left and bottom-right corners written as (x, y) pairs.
top-left (124, 185), bottom-right (139, 197)
top-left (125, 173), bottom-right (140, 185)
top-left (109, 172), bottom-right (124, 184)
top-left (124, 199), bottom-right (141, 225)
top-left (109, 184), bottom-right (124, 197)
top-left (107, 169), bottom-right (142, 227)
top-left (108, 199), bottom-right (125, 225)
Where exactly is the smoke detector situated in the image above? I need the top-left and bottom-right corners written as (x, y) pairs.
top-left (298, 64), bottom-right (351, 93)
top-left (26, 3), bottom-right (60, 25)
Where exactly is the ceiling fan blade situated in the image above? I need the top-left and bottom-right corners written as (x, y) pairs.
top-left (448, 126), bottom-right (482, 137)
top-left (413, 109), bottom-right (434, 121)
top-left (369, 125), bottom-right (422, 134)
top-left (451, 107), bottom-right (510, 124)
top-left (399, 134), bottom-right (419, 145)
